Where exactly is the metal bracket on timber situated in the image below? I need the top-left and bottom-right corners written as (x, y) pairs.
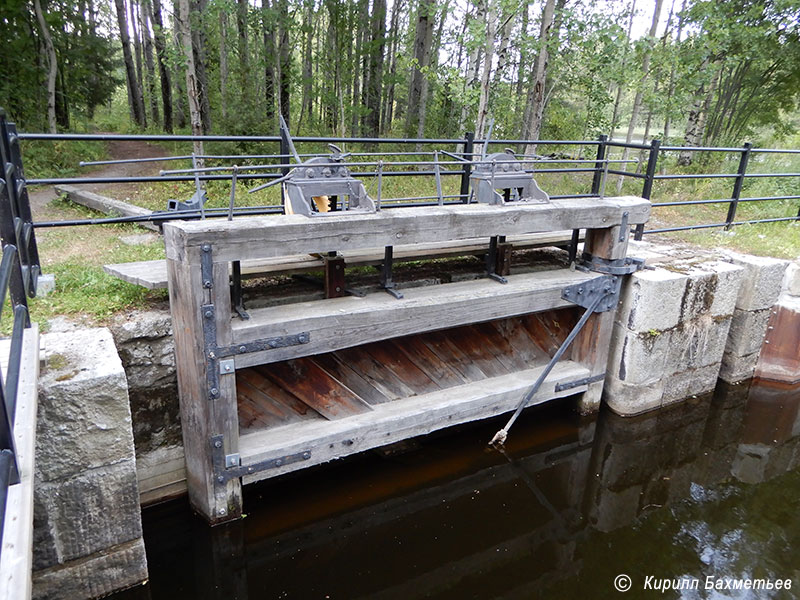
top-left (199, 242), bottom-right (310, 400)
top-left (210, 434), bottom-right (311, 485)
top-left (561, 275), bottom-right (621, 313)
top-left (578, 254), bottom-right (645, 276)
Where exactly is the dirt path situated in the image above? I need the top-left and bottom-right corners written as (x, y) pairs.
top-left (28, 138), bottom-right (170, 219)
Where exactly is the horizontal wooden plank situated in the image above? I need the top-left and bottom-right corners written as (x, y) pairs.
top-left (163, 197), bottom-right (650, 265)
top-left (105, 231), bottom-right (581, 289)
top-left (0, 325), bottom-right (39, 600)
top-left (55, 185), bottom-right (158, 231)
top-left (238, 360), bottom-right (590, 483)
top-left (231, 269), bottom-right (597, 368)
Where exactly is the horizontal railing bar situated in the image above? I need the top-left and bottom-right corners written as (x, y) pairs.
top-left (605, 141), bottom-right (652, 150)
top-left (653, 194), bottom-right (800, 207)
top-left (658, 145), bottom-right (747, 152)
top-left (644, 222), bottom-right (730, 233)
top-left (653, 173), bottom-right (739, 180)
top-left (743, 172), bottom-right (800, 178)
top-left (605, 169), bottom-right (647, 179)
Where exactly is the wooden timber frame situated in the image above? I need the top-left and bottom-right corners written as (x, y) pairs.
top-left (163, 196), bottom-right (650, 524)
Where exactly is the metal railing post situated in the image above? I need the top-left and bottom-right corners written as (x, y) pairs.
top-left (460, 131), bottom-right (475, 203)
top-left (590, 134), bottom-right (608, 195)
top-left (725, 142), bottom-right (752, 230)
top-left (634, 138), bottom-right (661, 240)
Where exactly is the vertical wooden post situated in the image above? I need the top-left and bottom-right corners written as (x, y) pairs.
top-left (571, 224), bottom-right (629, 414)
top-left (165, 227), bottom-right (242, 523)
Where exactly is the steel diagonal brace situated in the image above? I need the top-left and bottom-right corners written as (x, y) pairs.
top-left (489, 275), bottom-right (618, 446)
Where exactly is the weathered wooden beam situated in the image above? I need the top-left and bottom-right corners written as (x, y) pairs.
top-left (238, 360), bottom-right (591, 483)
top-left (230, 269), bottom-right (598, 368)
top-left (572, 223), bottom-right (630, 413)
top-left (163, 198), bottom-right (650, 265)
top-left (105, 231), bottom-right (583, 290)
top-left (165, 245), bottom-right (241, 524)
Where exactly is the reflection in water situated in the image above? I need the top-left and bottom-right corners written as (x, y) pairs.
top-left (116, 380), bottom-right (800, 600)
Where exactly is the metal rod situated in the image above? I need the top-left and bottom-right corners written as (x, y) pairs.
top-left (376, 161), bottom-right (383, 210)
top-left (434, 151), bottom-right (443, 206)
top-left (490, 289), bottom-right (608, 446)
top-left (228, 166), bottom-right (238, 221)
top-left (634, 139), bottom-right (661, 240)
top-left (725, 142), bottom-right (753, 230)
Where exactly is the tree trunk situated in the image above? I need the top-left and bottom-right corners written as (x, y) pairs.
top-left (381, 0), bottom-right (404, 132)
top-left (350, 0), bottom-right (368, 135)
top-left (33, 0), bottom-right (57, 133)
top-left (236, 0), bottom-right (249, 96)
top-left (129, 0), bottom-right (147, 127)
top-left (475, 0), bottom-right (496, 147)
top-left (663, 0), bottom-right (686, 147)
top-left (405, 0), bottom-right (435, 138)
top-left (141, 1), bottom-right (160, 125)
top-left (491, 8), bottom-right (513, 91)
top-left (114, 0), bottom-right (145, 127)
top-left (177, 0), bottom-right (204, 156)
top-left (363, 0), bottom-right (386, 137)
top-left (609, 0), bottom-right (636, 140)
top-left (300, 0), bottom-right (313, 128)
top-left (459, 5), bottom-right (483, 133)
top-left (277, 0), bottom-right (290, 127)
top-left (515, 3), bottom-right (529, 101)
top-left (522, 0), bottom-right (555, 153)
top-left (219, 9), bottom-right (229, 121)
top-left (617, 0), bottom-right (663, 187)
top-left (190, 0), bottom-right (212, 133)
top-left (171, 0), bottom-right (187, 128)
top-left (151, 0), bottom-right (173, 132)
top-left (263, 0), bottom-right (276, 128)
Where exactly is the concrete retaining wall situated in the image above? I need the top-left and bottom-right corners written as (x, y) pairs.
top-left (33, 329), bottom-right (147, 599)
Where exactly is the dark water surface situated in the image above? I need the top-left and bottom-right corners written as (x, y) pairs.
top-left (115, 380), bottom-right (800, 599)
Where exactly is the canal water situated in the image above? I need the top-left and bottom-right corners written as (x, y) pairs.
top-left (114, 379), bottom-right (800, 600)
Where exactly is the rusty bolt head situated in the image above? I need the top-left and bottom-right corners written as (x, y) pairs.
top-left (202, 244), bottom-right (211, 252)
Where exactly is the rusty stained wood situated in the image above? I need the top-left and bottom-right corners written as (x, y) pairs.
top-left (163, 198), bottom-right (650, 265)
top-left (255, 358), bottom-right (373, 419)
top-left (237, 360), bottom-right (592, 484)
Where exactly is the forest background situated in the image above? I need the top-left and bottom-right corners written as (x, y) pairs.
top-left (2, 0), bottom-right (800, 154)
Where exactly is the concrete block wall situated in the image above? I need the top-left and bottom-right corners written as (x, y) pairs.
top-left (719, 253), bottom-right (788, 383)
top-left (604, 256), bottom-right (745, 416)
top-left (32, 328), bottom-right (147, 600)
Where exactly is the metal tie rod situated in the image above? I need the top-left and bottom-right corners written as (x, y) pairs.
top-left (489, 289), bottom-right (609, 446)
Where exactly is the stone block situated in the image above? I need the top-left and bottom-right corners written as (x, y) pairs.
top-left (34, 460), bottom-right (142, 566)
top-left (719, 350), bottom-right (761, 384)
top-left (37, 329), bottom-right (134, 482)
top-left (37, 273), bottom-right (56, 297)
top-left (608, 323), bottom-right (670, 385)
top-left (662, 364), bottom-right (721, 404)
top-left (32, 538), bottom-right (147, 600)
top-left (617, 268), bottom-right (687, 332)
top-left (666, 315), bottom-right (732, 372)
top-left (725, 252), bottom-right (788, 311)
top-left (706, 260), bottom-right (745, 317)
top-left (725, 308), bottom-right (772, 357)
top-left (110, 310), bottom-right (182, 454)
top-left (603, 376), bottom-right (665, 416)
top-left (679, 265), bottom-right (719, 322)
top-left (783, 261), bottom-right (800, 297)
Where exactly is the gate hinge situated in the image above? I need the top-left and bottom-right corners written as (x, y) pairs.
top-left (578, 254), bottom-right (646, 276)
top-left (554, 372), bottom-right (606, 392)
top-left (561, 275), bottom-right (620, 313)
top-left (211, 434), bottom-right (311, 485)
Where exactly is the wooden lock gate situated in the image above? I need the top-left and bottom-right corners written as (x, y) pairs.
top-left (164, 196), bottom-right (650, 523)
